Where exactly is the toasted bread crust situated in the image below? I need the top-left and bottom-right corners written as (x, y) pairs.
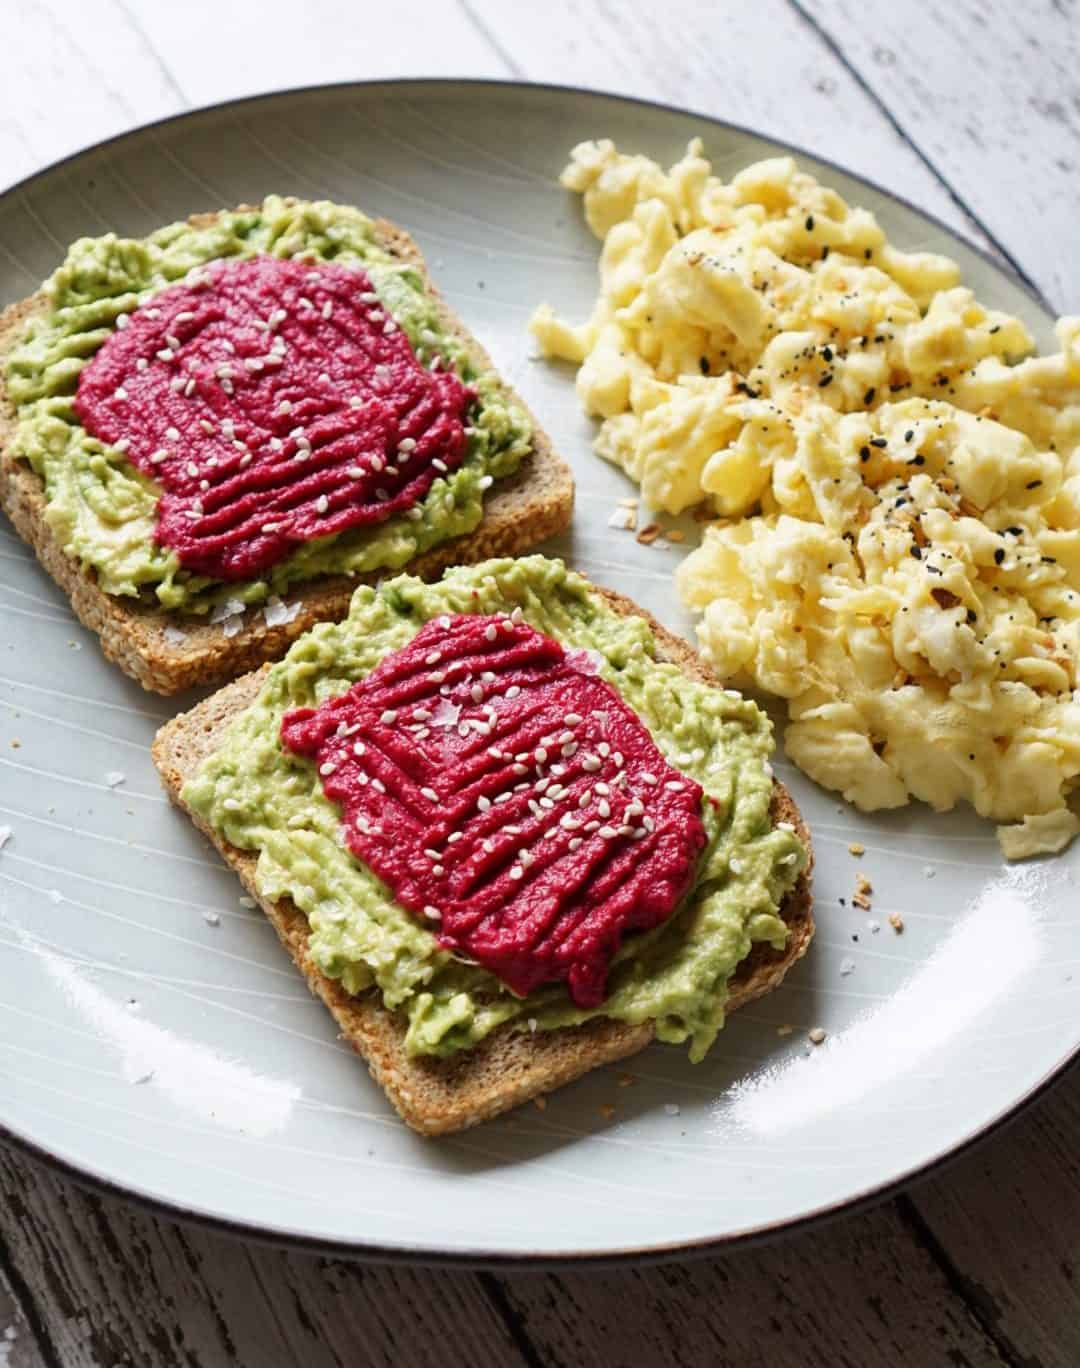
top-left (152, 584), bottom-right (814, 1135)
top-left (0, 212), bottom-right (573, 694)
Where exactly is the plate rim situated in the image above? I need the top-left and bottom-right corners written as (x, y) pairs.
top-left (0, 75), bottom-right (1071, 1266)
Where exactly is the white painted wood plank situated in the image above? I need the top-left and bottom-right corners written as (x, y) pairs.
top-left (125, 0), bottom-right (507, 110)
top-left (0, 0), bottom-right (505, 194)
top-left (464, 0), bottom-right (996, 252)
top-left (809, 0), bottom-right (1080, 309)
top-left (0, 0), bottom-right (182, 190)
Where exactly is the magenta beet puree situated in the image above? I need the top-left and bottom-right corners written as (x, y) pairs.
top-left (281, 613), bottom-right (708, 1006)
top-left (73, 256), bottom-right (473, 581)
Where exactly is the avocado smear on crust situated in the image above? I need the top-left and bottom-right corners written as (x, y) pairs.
top-left (4, 197), bottom-right (531, 615)
top-left (183, 557), bottom-right (808, 1060)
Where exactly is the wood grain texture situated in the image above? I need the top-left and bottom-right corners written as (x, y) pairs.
top-left (910, 1063), bottom-right (1080, 1368)
top-left (0, 1), bottom-right (1077, 1365)
top-left (0, 1145), bottom-right (528, 1368)
top-left (809, 0), bottom-right (1080, 310)
top-left (464, 0), bottom-right (995, 252)
top-left (0, 1260), bottom-right (46, 1368)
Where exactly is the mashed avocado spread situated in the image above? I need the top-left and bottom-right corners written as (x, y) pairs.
top-left (183, 557), bottom-right (807, 1060)
top-left (4, 197), bottom-right (531, 614)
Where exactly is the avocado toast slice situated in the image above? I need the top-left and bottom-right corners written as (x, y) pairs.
top-left (0, 204), bottom-right (572, 695)
top-left (152, 562), bottom-right (814, 1135)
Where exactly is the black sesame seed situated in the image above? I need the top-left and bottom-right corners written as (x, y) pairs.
top-left (818, 373), bottom-right (834, 388)
top-left (910, 544), bottom-right (922, 559)
top-left (805, 214), bottom-right (815, 231)
top-left (870, 437), bottom-right (888, 448)
top-left (864, 387), bottom-right (876, 405)
top-left (994, 548), bottom-right (1005, 564)
top-left (860, 445), bottom-right (870, 462)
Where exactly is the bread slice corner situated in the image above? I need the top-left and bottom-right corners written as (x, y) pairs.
top-left (0, 212), bottom-right (573, 695)
top-left (151, 585), bottom-right (814, 1136)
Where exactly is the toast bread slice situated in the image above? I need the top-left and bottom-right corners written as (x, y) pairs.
top-left (0, 212), bottom-right (573, 695)
top-left (152, 585), bottom-right (814, 1135)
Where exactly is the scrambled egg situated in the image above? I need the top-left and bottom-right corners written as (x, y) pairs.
top-left (532, 140), bottom-right (1080, 857)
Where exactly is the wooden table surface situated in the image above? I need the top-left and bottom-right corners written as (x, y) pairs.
top-left (1, 3), bottom-right (1077, 1364)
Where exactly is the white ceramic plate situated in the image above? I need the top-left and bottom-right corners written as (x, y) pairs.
top-left (1, 80), bottom-right (1076, 1263)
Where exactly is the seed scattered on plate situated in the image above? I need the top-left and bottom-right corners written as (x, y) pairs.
top-left (888, 912), bottom-right (905, 933)
top-left (808, 1027), bottom-right (827, 1045)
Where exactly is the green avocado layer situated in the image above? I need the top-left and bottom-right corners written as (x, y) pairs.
top-left (4, 197), bottom-right (532, 615)
top-left (183, 557), bottom-right (807, 1061)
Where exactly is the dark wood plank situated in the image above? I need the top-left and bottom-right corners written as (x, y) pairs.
top-left (0, 1259), bottom-right (48, 1368)
top-left (0, 1145), bottom-right (528, 1368)
top-left (908, 1062), bottom-right (1080, 1368)
top-left (496, 1203), bottom-right (1011, 1368)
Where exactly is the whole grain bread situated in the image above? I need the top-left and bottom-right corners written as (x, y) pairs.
top-left (152, 584), bottom-right (814, 1136)
top-left (0, 212), bottom-right (573, 694)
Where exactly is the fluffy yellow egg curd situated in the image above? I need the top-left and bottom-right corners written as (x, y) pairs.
top-left (532, 140), bottom-right (1080, 857)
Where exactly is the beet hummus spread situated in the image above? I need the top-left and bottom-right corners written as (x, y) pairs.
top-left (281, 612), bottom-right (707, 1006)
top-left (73, 256), bottom-right (473, 582)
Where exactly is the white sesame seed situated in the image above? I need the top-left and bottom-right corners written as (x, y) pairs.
top-left (484, 624), bottom-right (498, 642)
top-left (136, 357), bottom-right (148, 371)
top-left (432, 458), bottom-right (447, 473)
top-left (319, 762), bottom-right (336, 776)
top-left (151, 449), bottom-right (168, 463)
top-left (510, 866), bottom-right (524, 880)
top-left (380, 709), bottom-right (398, 724)
top-left (221, 378), bottom-right (234, 394)
top-left (426, 651), bottom-right (442, 665)
top-left (582, 756), bottom-right (601, 773)
top-left (569, 837), bottom-right (583, 850)
top-left (665, 781), bottom-right (684, 792)
top-left (424, 905), bottom-right (441, 921)
top-left (156, 348), bottom-right (174, 362)
top-left (114, 385), bottom-right (128, 400)
top-left (777, 821), bottom-right (796, 832)
top-left (471, 683), bottom-right (484, 703)
top-left (448, 831), bottom-right (463, 843)
top-left (478, 795), bottom-right (491, 811)
top-left (421, 787), bottom-right (438, 802)
top-left (322, 301), bottom-right (333, 319)
top-left (561, 742), bottom-right (578, 758)
top-left (478, 475), bottom-right (494, 490)
top-left (535, 747), bottom-right (548, 764)
top-left (371, 778), bottom-right (386, 794)
top-left (165, 333), bottom-right (181, 350)
top-left (113, 437), bottom-right (130, 453)
top-left (316, 495), bottom-right (329, 514)
top-left (347, 466), bottom-right (363, 479)
top-left (598, 826), bottom-right (618, 839)
top-left (598, 743), bottom-right (610, 758)
top-left (353, 741), bottom-right (366, 757)
top-left (115, 312), bottom-right (130, 329)
top-left (186, 461), bottom-right (198, 477)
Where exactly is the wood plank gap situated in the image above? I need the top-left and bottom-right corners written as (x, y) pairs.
top-left (0, 1211), bottom-right (65, 1368)
top-left (455, 0), bottom-right (526, 78)
top-left (785, 0), bottom-right (1048, 305)
top-left (476, 1272), bottom-right (549, 1368)
top-left (894, 1194), bottom-right (1041, 1368)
